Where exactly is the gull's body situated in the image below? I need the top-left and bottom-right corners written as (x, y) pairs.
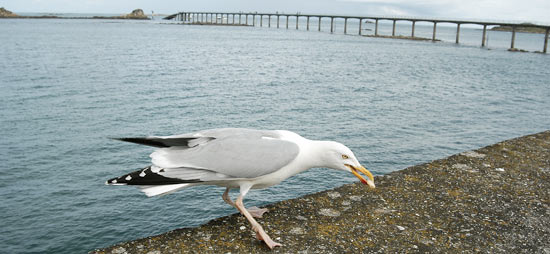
top-left (107, 128), bottom-right (375, 249)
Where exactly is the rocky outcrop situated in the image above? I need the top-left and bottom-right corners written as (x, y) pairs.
top-left (92, 130), bottom-right (550, 253)
top-left (0, 7), bottom-right (18, 17)
top-left (118, 9), bottom-right (148, 20)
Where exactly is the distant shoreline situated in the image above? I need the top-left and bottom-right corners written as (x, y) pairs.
top-left (0, 7), bottom-right (150, 20)
top-left (0, 16), bottom-right (149, 20)
top-left (491, 24), bottom-right (548, 34)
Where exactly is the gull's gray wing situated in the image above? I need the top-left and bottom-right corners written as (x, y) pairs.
top-left (114, 128), bottom-right (276, 148)
top-left (150, 129), bottom-right (300, 179)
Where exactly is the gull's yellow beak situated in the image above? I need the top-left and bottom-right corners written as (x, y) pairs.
top-left (346, 165), bottom-right (375, 189)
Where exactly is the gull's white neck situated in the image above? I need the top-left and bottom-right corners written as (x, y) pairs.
top-left (277, 130), bottom-right (337, 171)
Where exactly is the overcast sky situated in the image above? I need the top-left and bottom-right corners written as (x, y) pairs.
top-left (2, 0), bottom-right (550, 24)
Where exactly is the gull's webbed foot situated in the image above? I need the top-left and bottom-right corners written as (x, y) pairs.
top-left (247, 206), bottom-right (268, 218)
top-left (253, 224), bottom-right (282, 249)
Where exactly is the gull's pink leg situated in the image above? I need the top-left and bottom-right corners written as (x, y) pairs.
top-left (235, 194), bottom-right (282, 249)
top-left (222, 188), bottom-right (268, 218)
top-left (222, 188), bottom-right (235, 207)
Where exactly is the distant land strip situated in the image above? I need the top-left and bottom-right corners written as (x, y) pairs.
top-left (491, 23), bottom-right (548, 34)
top-left (0, 7), bottom-right (149, 20)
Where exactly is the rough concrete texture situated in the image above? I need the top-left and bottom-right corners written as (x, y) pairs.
top-left (92, 131), bottom-right (550, 253)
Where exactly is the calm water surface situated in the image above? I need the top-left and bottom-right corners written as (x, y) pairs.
top-left (1, 18), bottom-right (549, 253)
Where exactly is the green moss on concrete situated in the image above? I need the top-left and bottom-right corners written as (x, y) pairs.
top-left (92, 131), bottom-right (550, 253)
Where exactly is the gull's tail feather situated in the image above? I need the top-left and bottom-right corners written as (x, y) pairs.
top-left (138, 184), bottom-right (193, 197)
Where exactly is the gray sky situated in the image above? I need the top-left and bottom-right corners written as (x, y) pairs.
top-left (2, 0), bottom-right (550, 24)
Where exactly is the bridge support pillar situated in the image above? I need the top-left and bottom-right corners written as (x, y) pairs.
top-left (510, 26), bottom-right (516, 49)
top-left (412, 21), bottom-right (416, 37)
top-left (344, 18), bottom-right (348, 34)
top-left (268, 15), bottom-right (271, 27)
top-left (482, 25), bottom-right (487, 47)
top-left (307, 16), bottom-right (310, 30)
top-left (432, 22), bottom-right (437, 41)
top-left (286, 16), bottom-right (289, 29)
top-left (318, 17), bottom-right (321, 31)
top-left (330, 17), bottom-right (334, 33)
top-left (544, 28), bottom-right (549, 53)
top-left (359, 18), bottom-right (362, 35)
top-left (296, 16), bottom-right (299, 29)
top-left (392, 20), bottom-right (396, 36)
top-left (260, 15), bottom-right (263, 27)
top-left (277, 15), bottom-right (280, 28)
top-left (375, 19), bottom-right (379, 36)
top-left (456, 23), bottom-right (461, 43)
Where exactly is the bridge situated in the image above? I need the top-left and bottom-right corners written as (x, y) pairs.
top-left (165, 12), bottom-right (550, 53)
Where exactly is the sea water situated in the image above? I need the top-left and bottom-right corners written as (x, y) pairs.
top-left (1, 17), bottom-right (549, 253)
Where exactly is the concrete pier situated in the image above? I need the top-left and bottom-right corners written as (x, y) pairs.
top-left (167, 11), bottom-right (550, 53)
top-left (94, 131), bottom-right (550, 253)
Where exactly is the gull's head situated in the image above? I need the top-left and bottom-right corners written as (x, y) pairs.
top-left (320, 141), bottom-right (375, 189)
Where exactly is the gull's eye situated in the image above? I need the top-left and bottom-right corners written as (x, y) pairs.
top-left (342, 154), bottom-right (349, 159)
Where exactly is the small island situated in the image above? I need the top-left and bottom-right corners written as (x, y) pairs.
top-left (0, 7), bottom-right (149, 20)
top-left (491, 23), bottom-right (548, 34)
top-left (0, 7), bottom-right (18, 17)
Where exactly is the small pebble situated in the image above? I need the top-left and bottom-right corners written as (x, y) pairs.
top-left (290, 227), bottom-right (305, 234)
top-left (396, 225), bottom-right (405, 231)
top-left (495, 168), bottom-right (505, 172)
top-left (239, 226), bottom-right (246, 230)
top-left (319, 208), bottom-right (341, 217)
top-left (349, 195), bottom-right (362, 201)
top-left (327, 192), bottom-right (341, 199)
top-left (452, 164), bottom-right (471, 170)
top-left (112, 247), bottom-right (127, 254)
top-left (460, 151), bottom-right (486, 158)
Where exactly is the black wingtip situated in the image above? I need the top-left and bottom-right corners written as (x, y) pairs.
top-left (106, 166), bottom-right (203, 186)
top-left (110, 137), bottom-right (169, 148)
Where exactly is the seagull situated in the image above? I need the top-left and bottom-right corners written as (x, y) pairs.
top-left (106, 128), bottom-right (375, 249)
